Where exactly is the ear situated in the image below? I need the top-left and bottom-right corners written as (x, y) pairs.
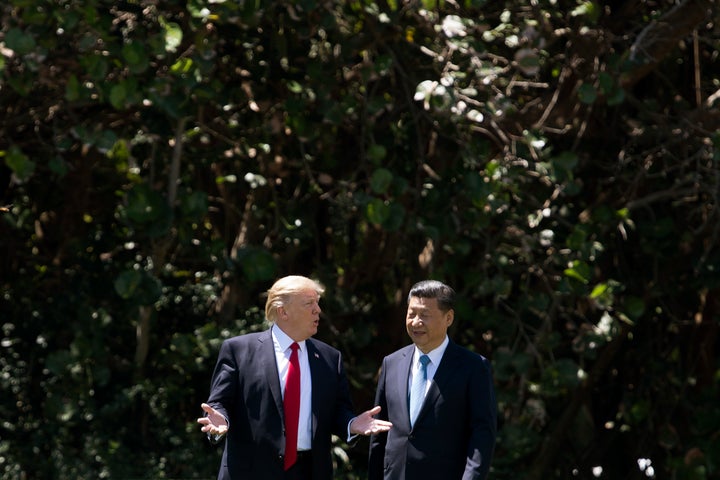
top-left (445, 309), bottom-right (454, 327)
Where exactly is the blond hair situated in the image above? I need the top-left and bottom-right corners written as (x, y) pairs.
top-left (265, 275), bottom-right (325, 322)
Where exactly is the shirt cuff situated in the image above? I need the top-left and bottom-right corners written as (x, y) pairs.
top-left (346, 417), bottom-right (359, 442)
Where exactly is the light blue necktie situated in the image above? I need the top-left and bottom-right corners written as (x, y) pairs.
top-left (409, 354), bottom-right (430, 427)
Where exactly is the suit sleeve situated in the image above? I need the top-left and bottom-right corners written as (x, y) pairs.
top-left (463, 356), bottom-right (497, 480)
top-left (368, 357), bottom-right (388, 480)
top-left (206, 339), bottom-right (238, 430)
top-left (332, 350), bottom-right (358, 437)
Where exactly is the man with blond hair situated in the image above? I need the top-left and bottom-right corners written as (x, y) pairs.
top-left (199, 275), bottom-right (392, 480)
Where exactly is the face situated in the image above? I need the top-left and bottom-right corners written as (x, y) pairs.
top-left (277, 289), bottom-right (322, 341)
top-left (406, 296), bottom-right (454, 353)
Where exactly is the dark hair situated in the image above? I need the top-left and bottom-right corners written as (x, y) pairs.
top-left (407, 280), bottom-right (456, 312)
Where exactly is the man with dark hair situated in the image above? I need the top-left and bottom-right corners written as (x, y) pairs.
top-left (368, 280), bottom-right (497, 480)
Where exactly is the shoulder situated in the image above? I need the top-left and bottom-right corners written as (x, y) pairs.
top-left (383, 344), bottom-right (414, 363)
top-left (222, 330), bottom-right (269, 350)
top-left (445, 341), bottom-right (492, 369)
top-left (306, 337), bottom-right (341, 357)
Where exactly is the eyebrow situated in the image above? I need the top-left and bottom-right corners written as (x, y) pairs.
top-left (408, 306), bottom-right (430, 313)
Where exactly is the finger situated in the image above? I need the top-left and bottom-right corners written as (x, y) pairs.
top-left (201, 403), bottom-right (215, 414)
top-left (367, 405), bottom-right (382, 416)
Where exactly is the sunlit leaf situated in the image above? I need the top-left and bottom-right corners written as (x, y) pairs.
top-left (161, 18), bottom-right (183, 53)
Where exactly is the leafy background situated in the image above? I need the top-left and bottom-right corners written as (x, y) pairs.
top-left (1, 0), bottom-right (719, 479)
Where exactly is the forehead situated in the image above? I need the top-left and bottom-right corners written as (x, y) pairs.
top-left (292, 289), bottom-right (320, 302)
top-left (407, 296), bottom-right (440, 311)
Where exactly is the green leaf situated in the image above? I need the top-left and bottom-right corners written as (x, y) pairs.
top-left (383, 202), bottom-right (405, 231)
top-left (235, 247), bottom-right (277, 283)
top-left (65, 74), bottom-right (81, 101)
top-left (539, 358), bottom-right (581, 397)
top-left (553, 151), bottom-right (578, 171)
top-left (598, 71), bottom-right (614, 94)
top-left (114, 270), bottom-right (143, 300)
top-left (368, 144), bottom-right (387, 163)
top-left (571, 2), bottom-right (600, 23)
top-left (578, 83), bottom-right (597, 104)
top-left (624, 296), bottom-right (645, 319)
top-left (589, 283), bottom-right (608, 299)
top-left (109, 83), bottom-right (127, 110)
top-left (370, 168), bottom-right (393, 194)
top-left (180, 191), bottom-right (209, 220)
top-left (366, 198), bottom-right (390, 225)
top-left (171, 58), bottom-right (194, 74)
top-left (606, 86), bottom-right (626, 106)
top-left (5, 28), bottom-right (36, 55)
top-left (49, 156), bottom-right (69, 177)
top-left (123, 183), bottom-right (173, 237)
top-left (114, 270), bottom-right (162, 305)
top-left (564, 261), bottom-right (591, 284)
top-left (81, 54), bottom-right (109, 81)
top-left (107, 139), bottom-right (130, 164)
top-left (287, 80), bottom-right (303, 94)
top-left (4, 146), bottom-right (35, 182)
top-left (45, 350), bottom-right (73, 376)
top-left (137, 274), bottom-right (163, 305)
top-left (122, 41), bottom-right (149, 73)
top-left (160, 18), bottom-right (183, 53)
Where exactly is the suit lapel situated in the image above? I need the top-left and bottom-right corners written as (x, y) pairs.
top-left (396, 345), bottom-right (414, 429)
top-left (306, 339), bottom-right (320, 439)
top-left (260, 329), bottom-right (284, 419)
top-left (415, 341), bottom-right (460, 425)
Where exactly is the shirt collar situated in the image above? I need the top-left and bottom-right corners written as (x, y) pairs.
top-left (414, 335), bottom-right (449, 366)
top-left (272, 323), bottom-right (306, 352)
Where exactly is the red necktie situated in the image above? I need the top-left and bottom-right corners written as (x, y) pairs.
top-left (283, 342), bottom-right (300, 470)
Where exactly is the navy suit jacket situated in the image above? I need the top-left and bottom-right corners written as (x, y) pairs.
top-left (205, 328), bottom-right (356, 480)
top-left (368, 341), bottom-right (497, 480)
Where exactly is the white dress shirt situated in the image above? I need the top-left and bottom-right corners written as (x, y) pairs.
top-left (272, 325), bottom-right (313, 451)
top-left (409, 335), bottom-right (449, 395)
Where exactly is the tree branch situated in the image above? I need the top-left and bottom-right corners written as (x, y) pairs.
top-left (619, 0), bottom-right (716, 90)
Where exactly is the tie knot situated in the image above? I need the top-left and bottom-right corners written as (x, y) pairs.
top-left (419, 354), bottom-right (430, 367)
top-left (290, 342), bottom-right (299, 352)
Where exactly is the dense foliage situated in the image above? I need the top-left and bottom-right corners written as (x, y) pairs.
top-left (1, 0), bottom-right (719, 479)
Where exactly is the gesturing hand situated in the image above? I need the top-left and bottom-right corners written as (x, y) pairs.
top-left (197, 403), bottom-right (229, 436)
top-left (350, 406), bottom-right (393, 436)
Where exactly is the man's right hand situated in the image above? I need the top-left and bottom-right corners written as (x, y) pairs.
top-left (197, 403), bottom-right (229, 436)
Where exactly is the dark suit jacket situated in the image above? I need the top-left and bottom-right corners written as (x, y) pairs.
top-left (205, 328), bottom-right (356, 480)
top-left (368, 341), bottom-right (497, 480)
